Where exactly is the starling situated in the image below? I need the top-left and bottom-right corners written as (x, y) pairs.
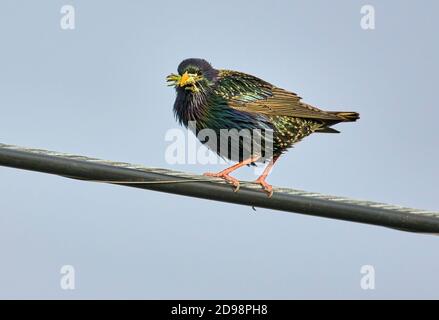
top-left (167, 58), bottom-right (359, 197)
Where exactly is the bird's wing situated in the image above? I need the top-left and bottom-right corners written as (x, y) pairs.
top-left (215, 70), bottom-right (343, 121)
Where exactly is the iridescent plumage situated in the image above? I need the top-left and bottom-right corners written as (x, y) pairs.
top-left (167, 58), bottom-right (359, 196)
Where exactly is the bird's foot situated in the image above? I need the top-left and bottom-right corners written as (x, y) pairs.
top-left (255, 177), bottom-right (273, 198)
top-left (204, 172), bottom-right (241, 192)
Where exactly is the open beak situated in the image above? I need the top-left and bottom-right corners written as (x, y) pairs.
top-left (178, 71), bottom-right (191, 87)
top-left (166, 73), bottom-right (180, 86)
top-left (166, 71), bottom-right (196, 87)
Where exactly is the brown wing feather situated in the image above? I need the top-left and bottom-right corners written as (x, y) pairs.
top-left (217, 70), bottom-right (344, 121)
top-left (228, 87), bottom-right (344, 121)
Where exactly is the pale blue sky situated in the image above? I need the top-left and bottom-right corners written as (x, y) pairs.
top-left (0, 0), bottom-right (438, 299)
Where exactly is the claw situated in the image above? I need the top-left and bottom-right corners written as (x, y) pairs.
top-left (204, 172), bottom-right (241, 192)
top-left (202, 156), bottom-right (260, 193)
top-left (255, 177), bottom-right (274, 198)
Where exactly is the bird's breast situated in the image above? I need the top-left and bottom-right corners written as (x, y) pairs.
top-left (173, 90), bottom-right (209, 127)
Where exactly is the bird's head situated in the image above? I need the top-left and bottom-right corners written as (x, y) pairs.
top-left (167, 58), bottom-right (217, 93)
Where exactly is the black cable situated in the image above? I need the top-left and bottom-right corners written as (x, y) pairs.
top-left (0, 143), bottom-right (438, 234)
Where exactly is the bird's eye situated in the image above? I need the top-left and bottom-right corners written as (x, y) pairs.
top-left (183, 67), bottom-right (201, 76)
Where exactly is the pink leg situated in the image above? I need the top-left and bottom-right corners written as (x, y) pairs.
top-left (255, 155), bottom-right (279, 197)
top-left (204, 156), bottom-right (260, 192)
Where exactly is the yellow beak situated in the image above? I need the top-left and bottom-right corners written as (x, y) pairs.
top-left (179, 71), bottom-right (191, 87)
top-left (166, 71), bottom-right (198, 90)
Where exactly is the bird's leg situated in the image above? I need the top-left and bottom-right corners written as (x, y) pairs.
top-left (204, 156), bottom-right (260, 192)
top-left (255, 155), bottom-right (279, 198)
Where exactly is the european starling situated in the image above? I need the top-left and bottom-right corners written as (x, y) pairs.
top-left (167, 58), bottom-right (359, 197)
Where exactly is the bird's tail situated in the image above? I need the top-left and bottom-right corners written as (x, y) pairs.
top-left (328, 111), bottom-right (360, 122)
